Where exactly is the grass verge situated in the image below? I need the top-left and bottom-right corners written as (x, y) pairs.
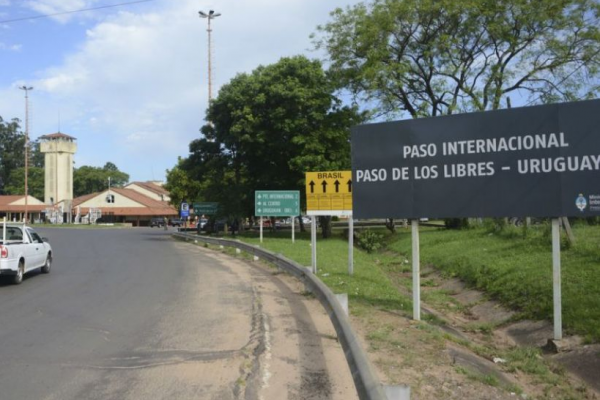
top-left (385, 223), bottom-right (600, 342)
top-left (186, 227), bottom-right (595, 398)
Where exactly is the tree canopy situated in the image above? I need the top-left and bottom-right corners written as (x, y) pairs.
top-left (0, 116), bottom-right (25, 193)
top-left (169, 55), bottom-right (365, 228)
top-left (315, 0), bottom-right (600, 118)
top-left (73, 163), bottom-right (129, 197)
top-left (4, 167), bottom-right (44, 199)
top-left (164, 159), bottom-right (203, 208)
top-left (0, 116), bottom-right (45, 196)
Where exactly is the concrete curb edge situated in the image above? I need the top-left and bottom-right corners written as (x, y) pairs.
top-left (173, 232), bottom-right (387, 400)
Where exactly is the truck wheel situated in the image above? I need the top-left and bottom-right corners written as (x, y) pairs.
top-left (13, 261), bottom-right (24, 285)
top-left (41, 254), bottom-right (52, 274)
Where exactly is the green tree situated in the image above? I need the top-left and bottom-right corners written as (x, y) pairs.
top-left (0, 116), bottom-right (25, 193)
top-left (73, 163), bottom-right (129, 197)
top-left (164, 160), bottom-right (203, 208)
top-left (4, 167), bottom-right (44, 199)
top-left (195, 55), bottom-right (365, 236)
top-left (315, 0), bottom-right (600, 118)
top-left (29, 140), bottom-right (44, 168)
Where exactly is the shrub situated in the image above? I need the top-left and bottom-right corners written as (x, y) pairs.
top-left (444, 218), bottom-right (470, 229)
top-left (357, 229), bottom-right (384, 253)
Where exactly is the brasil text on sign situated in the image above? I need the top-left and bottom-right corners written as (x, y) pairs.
top-left (351, 99), bottom-right (600, 219)
top-left (255, 191), bottom-right (300, 217)
top-left (305, 171), bottom-right (352, 216)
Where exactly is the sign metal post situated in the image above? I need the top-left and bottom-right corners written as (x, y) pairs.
top-left (311, 216), bottom-right (317, 274)
top-left (552, 218), bottom-right (562, 340)
top-left (260, 216), bottom-right (263, 244)
top-left (291, 217), bottom-right (295, 243)
top-left (348, 215), bottom-right (354, 275)
top-left (412, 219), bottom-right (421, 321)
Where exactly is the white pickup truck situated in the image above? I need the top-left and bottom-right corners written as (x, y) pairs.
top-left (0, 222), bottom-right (52, 285)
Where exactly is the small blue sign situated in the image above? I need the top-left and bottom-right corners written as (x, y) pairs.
top-left (180, 202), bottom-right (190, 218)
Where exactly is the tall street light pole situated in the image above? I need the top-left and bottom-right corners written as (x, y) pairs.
top-left (198, 10), bottom-right (221, 104)
top-left (19, 85), bottom-right (33, 223)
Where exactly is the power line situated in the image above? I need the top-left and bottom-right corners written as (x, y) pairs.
top-left (0, 0), bottom-right (154, 24)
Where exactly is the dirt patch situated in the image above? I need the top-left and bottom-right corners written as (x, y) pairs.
top-left (500, 320), bottom-right (554, 347)
top-left (350, 308), bottom-right (521, 400)
top-left (552, 345), bottom-right (600, 393)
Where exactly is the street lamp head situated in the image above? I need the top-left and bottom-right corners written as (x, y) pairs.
top-left (19, 85), bottom-right (33, 91)
top-left (199, 10), bottom-right (221, 19)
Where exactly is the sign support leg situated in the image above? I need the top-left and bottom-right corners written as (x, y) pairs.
top-left (552, 218), bottom-right (562, 340)
top-left (260, 216), bottom-right (263, 243)
top-left (311, 216), bottom-right (317, 274)
top-left (349, 215), bottom-right (354, 275)
top-left (412, 219), bottom-right (421, 321)
top-left (292, 216), bottom-right (295, 243)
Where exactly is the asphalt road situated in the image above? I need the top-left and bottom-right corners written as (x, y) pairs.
top-left (0, 227), bottom-right (356, 400)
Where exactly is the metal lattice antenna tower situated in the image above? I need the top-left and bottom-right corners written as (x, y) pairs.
top-left (19, 85), bottom-right (33, 223)
top-left (198, 10), bottom-right (221, 104)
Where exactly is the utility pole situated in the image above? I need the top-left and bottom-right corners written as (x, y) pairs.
top-left (198, 10), bottom-right (221, 103)
top-left (19, 85), bottom-right (33, 223)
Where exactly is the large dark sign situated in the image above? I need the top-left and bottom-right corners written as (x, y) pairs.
top-left (351, 99), bottom-right (600, 219)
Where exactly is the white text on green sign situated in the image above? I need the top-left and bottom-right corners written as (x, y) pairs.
top-left (255, 191), bottom-right (300, 217)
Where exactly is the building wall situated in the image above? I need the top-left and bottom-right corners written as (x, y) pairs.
top-left (79, 192), bottom-right (143, 208)
top-left (10, 196), bottom-right (45, 206)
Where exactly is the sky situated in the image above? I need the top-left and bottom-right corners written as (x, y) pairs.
top-left (0, 0), bottom-right (360, 183)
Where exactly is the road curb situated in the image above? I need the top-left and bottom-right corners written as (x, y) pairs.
top-left (173, 232), bottom-right (387, 400)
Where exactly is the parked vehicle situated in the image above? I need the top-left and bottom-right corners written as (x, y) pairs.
top-left (196, 218), bottom-right (208, 230)
top-left (205, 218), bottom-right (227, 234)
top-left (169, 218), bottom-right (185, 227)
top-left (150, 217), bottom-right (165, 227)
top-left (0, 222), bottom-right (52, 285)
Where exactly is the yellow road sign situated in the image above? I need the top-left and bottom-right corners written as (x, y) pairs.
top-left (305, 171), bottom-right (352, 215)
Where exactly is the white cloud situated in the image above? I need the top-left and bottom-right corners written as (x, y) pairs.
top-left (0, 42), bottom-right (21, 51)
top-left (13, 0), bottom-right (359, 181)
top-left (23, 0), bottom-right (98, 23)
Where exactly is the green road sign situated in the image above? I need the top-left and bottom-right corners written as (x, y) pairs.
top-left (194, 202), bottom-right (219, 216)
top-left (255, 191), bottom-right (300, 217)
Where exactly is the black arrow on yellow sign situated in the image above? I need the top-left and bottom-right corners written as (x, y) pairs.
top-left (347, 179), bottom-right (352, 193)
top-left (321, 180), bottom-right (327, 193)
top-left (334, 180), bottom-right (340, 193)
top-left (309, 181), bottom-right (315, 193)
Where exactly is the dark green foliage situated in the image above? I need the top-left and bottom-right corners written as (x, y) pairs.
top-left (0, 116), bottom-right (25, 193)
top-left (444, 218), bottom-right (470, 230)
top-left (171, 56), bottom-right (366, 230)
top-left (73, 163), bottom-right (129, 197)
top-left (4, 167), bottom-right (44, 199)
top-left (0, 117), bottom-right (46, 196)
